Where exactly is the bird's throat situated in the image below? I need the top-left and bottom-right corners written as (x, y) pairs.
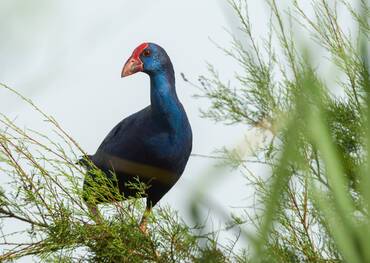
top-left (150, 71), bottom-right (182, 130)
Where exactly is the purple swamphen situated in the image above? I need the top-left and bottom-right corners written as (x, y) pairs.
top-left (80, 43), bottom-right (192, 232)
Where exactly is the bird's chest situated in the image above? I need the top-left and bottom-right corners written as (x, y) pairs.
top-left (123, 108), bottom-right (191, 172)
top-left (143, 122), bottom-right (191, 174)
top-left (144, 131), bottom-right (182, 162)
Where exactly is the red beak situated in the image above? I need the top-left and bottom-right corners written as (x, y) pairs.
top-left (121, 56), bottom-right (143, 77)
top-left (121, 43), bottom-right (149, 78)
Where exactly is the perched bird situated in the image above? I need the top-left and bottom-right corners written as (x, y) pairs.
top-left (80, 43), bottom-right (192, 232)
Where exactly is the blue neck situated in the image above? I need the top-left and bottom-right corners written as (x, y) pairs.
top-left (150, 70), bottom-right (182, 131)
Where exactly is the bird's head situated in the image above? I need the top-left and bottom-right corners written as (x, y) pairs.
top-left (121, 42), bottom-right (172, 77)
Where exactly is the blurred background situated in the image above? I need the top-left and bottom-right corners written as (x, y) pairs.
top-left (0, 0), bottom-right (275, 257)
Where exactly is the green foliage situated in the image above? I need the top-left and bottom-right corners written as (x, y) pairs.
top-left (0, 85), bottom-right (237, 262)
top-left (190, 0), bottom-right (370, 262)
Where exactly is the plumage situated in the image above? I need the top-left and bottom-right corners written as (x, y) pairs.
top-left (81, 43), bottom-right (192, 227)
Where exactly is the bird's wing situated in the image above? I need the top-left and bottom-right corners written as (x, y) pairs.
top-left (93, 106), bottom-right (152, 161)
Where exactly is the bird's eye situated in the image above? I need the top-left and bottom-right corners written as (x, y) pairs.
top-left (142, 49), bottom-right (151, 57)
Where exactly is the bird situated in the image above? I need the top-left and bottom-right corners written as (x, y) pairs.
top-left (79, 42), bottom-right (193, 233)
